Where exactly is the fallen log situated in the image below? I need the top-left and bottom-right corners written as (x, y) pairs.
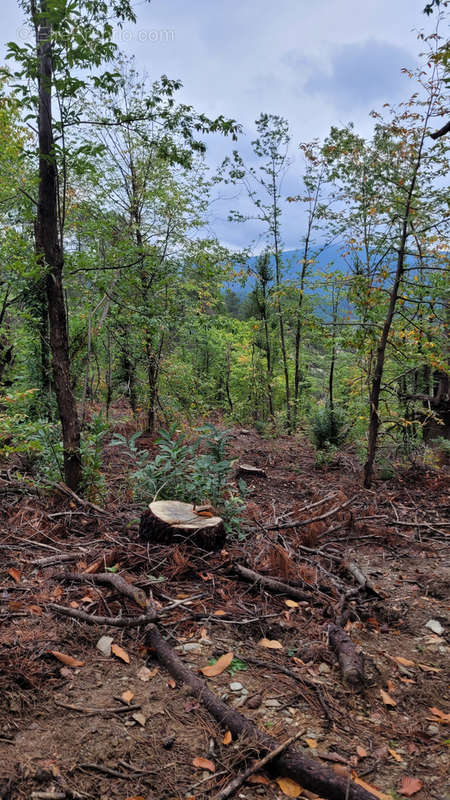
top-left (234, 564), bottom-right (313, 602)
top-left (328, 623), bottom-right (364, 688)
top-left (146, 624), bottom-right (375, 800)
top-left (139, 500), bottom-right (226, 550)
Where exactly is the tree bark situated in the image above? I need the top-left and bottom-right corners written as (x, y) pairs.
top-left (34, 2), bottom-right (82, 490)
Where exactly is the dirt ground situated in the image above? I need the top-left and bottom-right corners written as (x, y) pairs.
top-left (0, 424), bottom-right (449, 800)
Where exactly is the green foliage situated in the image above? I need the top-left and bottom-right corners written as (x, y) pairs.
top-left (311, 406), bottom-right (348, 450)
top-left (110, 423), bottom-right (246, 535)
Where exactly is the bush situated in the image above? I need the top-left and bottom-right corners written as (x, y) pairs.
top-left (311, 406), bottom-right (348, 450)
top-left (110, 423), bottom-right (246, 536)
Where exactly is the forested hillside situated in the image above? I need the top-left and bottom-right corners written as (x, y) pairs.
top-left (0, 2), bottom-right (448, 799)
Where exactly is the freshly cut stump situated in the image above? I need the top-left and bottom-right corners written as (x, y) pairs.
top-left (139, 500), bottom-right (226, 550)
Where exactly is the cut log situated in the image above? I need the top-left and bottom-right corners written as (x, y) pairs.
top-left (328, 623), bottom-right (364, 688)
top-left (139, 500), bottom-right (226, 551)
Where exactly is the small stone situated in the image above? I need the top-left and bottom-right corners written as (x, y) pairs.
top-left (247, 694), bottom-right (262, 709)
top-left (181, 642), bottom-right (202, 653)
top-left (318, 662), bottom-right (331, 674)
top-left (265, 699), bottom-right (281, 708)
top-left (240, 687), bottom-right (249, 695)
top-left (96, 635), bottom-right (113, 657)
top-left (230, 682), bottom-right (243, 692)
top-left (232, 696), bottom-right (247, 708)
top-left (425, 619), bottom-right (444, 635)
top-left (426, 724), bottom-right (440, 736)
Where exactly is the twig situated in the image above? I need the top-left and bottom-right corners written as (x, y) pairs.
top-left (48, 603), bottom-right (157, 626)
top-left (234, 564), bottom-right (314, 602)
top-left (54, 701), bottom-right (141, 715)
top-left (262, 494), bottom-right (359, 531)
top-left (211, 732), bottom-right (303, 800)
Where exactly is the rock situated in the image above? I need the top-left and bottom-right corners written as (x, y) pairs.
top-left (229, 682), bottom-right (243, 692)
top-left (247, 694), bottom-right (262, 709)
top-left (425, 619), bottom-right (444, 635)
top-left (318, 662), bottom-right (331, 674)
top-left (180, 642), bottom-right (202, 653)
top-left (232, 696), bottom-right (247, 709)
top-left (265, 699), bottom-right (281, 708)
top-left (96, 635), bottom-right (113, 657)
top-left (426, 724), bottom-right (440, 736)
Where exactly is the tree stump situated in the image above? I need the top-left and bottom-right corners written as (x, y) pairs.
top-left (139, 501), bottom-right (226, 551)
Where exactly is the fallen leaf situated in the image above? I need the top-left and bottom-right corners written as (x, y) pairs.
top-left (276, 776), bottom-right (302, 797)
top-left (48, 651), bottom-right (85, 668)
top-left (168, 678), bottom-right (176, 689)
top-left (213, 610), bottom-right (226, 616)
top-left (111, 644), bottom-right (130, 664)
top-left (428, 707), bottom-right (450, 724)
top-left (247, 774), bottom-right (271, 785)
top-left (305, 738), bottom-right (318, 749)
top-left (388, 748), bottom-right (403, 762)
top-left (333, 765), bottom-right (350, 778)
top-left (386, 680), bottom-right (395, 693)
top-left (356, 746), bottom-right (368, 758)
top-left (192, 757), bottom-right (215, 772)
top-left (400, 777), bottom-right (423, 797)
top-left (352, 773), bottom-right (390, 800)
top-left (137, 666), bottom-right (158, 682)
top-left (121, 690), bottom-right (134, 704)
top-left (380, 689), bottom-right (397, 707)
top-left (8, 567), bottom-right (21, 583)
top-left (70, 601), bottom-right (80, 608)
top-left (392, 656), bottom-right (415, 668)
top-left (80, 595), bottom-right (94, 603)
top-left (418, 663), bottom-right (440, 673)
top-left (132, 712), bottom-right (146, 727)
top-left (28, 605), bottom-right (42, 615)
top-left (199, 652), bottom-right (234, 677)
top-left (258, 638), bottom-right (283, 650)
top-left (222, 730), bottom-right (232, 745)
top-left (125, 796), bottom-right (146, 800)
top-left (285, 599), bottom-right (299, 608)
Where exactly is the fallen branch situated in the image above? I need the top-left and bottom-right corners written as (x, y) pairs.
top-left (54, 571), bottom-right (151, 610)
top-left (146, 624), bottom-right (375, 800)
top-left (262, 494), bottom-right (359, 532)
top-left (328, 624), bottom-right (364, 688)
top-left (234, 564), bottom-right (313, 602)
top-left (212, 732), bottom-right (302, 800)
top-left (48, 603), bottom-right (157, 627)
top-left (46, 480), bottom-right (109, 515)
top-left (343, 561), bottom-right (381, 596)
top-left (55, 701), bottom-right (141, 715)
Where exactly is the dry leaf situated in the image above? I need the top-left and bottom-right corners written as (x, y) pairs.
top-left (8, 567), bottom-right (21, 583)
top-left (418, 663), bottom-right (440, 673)
top-left (380, 689), bottom-right (396, 707)
top-left (276, 776), bottom-right (302, 797)
top-left (247, 774), bottom-right (271, 785)
top-left (192, 757), bottom-right (215, 772)
top-left (199, 652), bottom-right (234, 677)
top-left (356, 746), bottom-right (368, 758)
top-left (388, 748), bottom-right (403, 762)
top-left (132, 712), bottom-right (146, 727)
top-left (70, 601), bottom-right (80, 608)
top-left (125, 796), bottom-right (146, 800)
top-left (111, 643), bottom-right (130, 663)
top-left (428, 707), bottom-right (450, 724)
top-left (28, 605), bottom-right (42, 615)
top-left (137, 666), bottom-right (158, 682)
top-left (48, 651), bottom-right (85, 668)
top-left (352, 773), bottom-right (390, 800)
top-left (305, 738), bottom-right (318, 749)
top-left (333, 765), bottom-right (350, 778)
top-left (213, 610), bottom-right (226, 616)
top-left (285, 599), bottom-right (299, 608)
top-left (400, 777), bottom-right (423, 797)
top-left (392, 656), bottom-right (415, 668)
top-left (258, 638), bottom-right (283, 650)
top-left (386, 679), bottom-right (395, 693)
top-left (222, 730), bottom-right (232, 745)
top-left (168, 678), bottom-right (176, 689)
top-left (121, 690), bottom-right (134, 704)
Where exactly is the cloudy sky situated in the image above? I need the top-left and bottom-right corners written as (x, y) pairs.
top-left (1, 0), bottom-right (436, 249)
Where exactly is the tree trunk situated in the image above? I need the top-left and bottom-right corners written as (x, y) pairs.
top-left (34, 4), bottom-right (82, 491)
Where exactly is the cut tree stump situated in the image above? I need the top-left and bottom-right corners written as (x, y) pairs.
top-left (139, 500), bottom-right (226, 550)
top-left (236, 463), bottom-right (267, 479)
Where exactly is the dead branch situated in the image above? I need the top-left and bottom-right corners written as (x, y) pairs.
top-left (212, 732), bottom-right (303, 800)
top-left (146, 624), bottom-right (375, 800)
top-left (48, 603), bottom-right (157, 626)
top-left (54, 570), bottom-right (151, 610)
top-left (342, 561), bottom-right (381, 596)
top-left (328, 624), bottom-right (364, 688)
top-left (234, 563), bottom-right (313, 602)
top-left (262, 494), bottom-right (359, 531)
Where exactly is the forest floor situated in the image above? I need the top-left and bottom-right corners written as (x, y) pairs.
top-left (0, 417), bottom-right (449, 800)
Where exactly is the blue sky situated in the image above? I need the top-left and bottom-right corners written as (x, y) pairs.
top-left (1, 0), bottom-right (435, 249)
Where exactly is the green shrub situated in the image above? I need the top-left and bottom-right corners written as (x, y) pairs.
top-left (311, 406), bottom-right (348, 450)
